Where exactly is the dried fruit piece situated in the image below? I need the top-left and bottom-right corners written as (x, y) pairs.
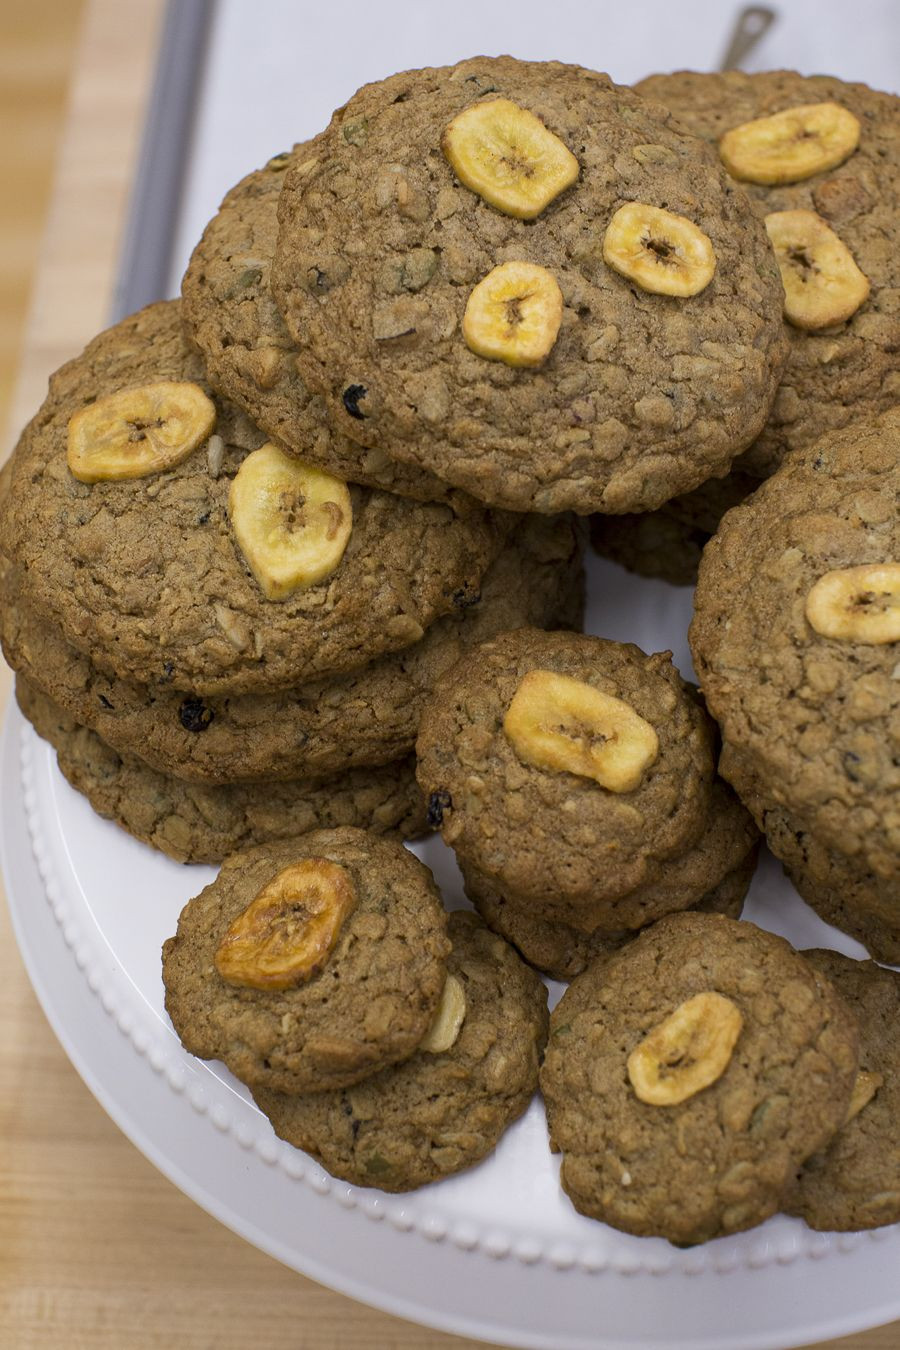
top-left (602, 203), bottom-right (716, 297)
top-left (214, 858), bottom-right (357, 991)
top-left (441, 98), bottom-right (578, 219)
top-left (627, 992), bottom-right (743, 1106)
top-left (503, 668), bottom-right (658, 792)
top-left (764, 210), bottom-right (869, 330)
top-left (805, 563), bottom-right (900, 644)
top-left (719, 102), bottom-right (861, 185)
top-left (845, 1069), bottom-right (883, 1124)
top-left (419, 973), bottom-right (467, 1053)
top-left (463, 262), bottom-right (563, 368)
top-left (228, 443), bottom-right (352, 601)
top-left (67, 381), bottom-right (216, 483)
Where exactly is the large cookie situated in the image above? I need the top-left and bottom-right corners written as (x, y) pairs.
top-left (782, 949), bottom-right (900, 1232)
top-left (252, 910), bottom-right (548, 1190)
top-left (416, 628), bottom-right (715, 916)
top-left (636, 70), bottom-right (900, 477)
top-left (1, 514), bottom-right (582, 784)
top-left (540, 912), bottom-right (859, 1245)
top-left (0, 300), bottom-right (504, 696)
top-left (272, 56), bottom-right (787, 514)
top-left (162, 829), bottom-right (450, 1093)
top-left (690, 410), bottom-right (899, 883)
top-left (18, 679), bottom-right (425, 865)
top-left (182, 144), bottom-right (462, 503)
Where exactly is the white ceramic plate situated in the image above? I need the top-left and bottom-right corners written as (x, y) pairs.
top-left (3, 550), bottom-right (899, 1350)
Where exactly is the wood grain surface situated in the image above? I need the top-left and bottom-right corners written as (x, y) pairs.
top-left (0, 3), bottom-right (897, 1347)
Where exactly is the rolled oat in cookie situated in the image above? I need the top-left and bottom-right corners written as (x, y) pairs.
top-left (251, 910), bottom-right (548, 1191)
top-left (272, 56), bottom-right (787, 515)
top-left (540, 912), bottom-right (859, 1246)
top-left (161, 829), bottom-right (450, 1093)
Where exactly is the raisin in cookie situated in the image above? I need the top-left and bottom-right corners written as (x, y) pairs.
top-left (252, 911), bottom-right (548, 1190)
top-left (541, 912), bottom-right (859, 1245)
top-left (162, 829), bottom-right (450, 1093)
top-left (272, 56), bottom-right (787, 514)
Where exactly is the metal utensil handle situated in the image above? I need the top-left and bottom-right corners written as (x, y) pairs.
top-left (720, 5), bottom-right (777, 70)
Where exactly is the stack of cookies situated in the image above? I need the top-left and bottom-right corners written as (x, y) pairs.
top-left (416, 628), bottom-right (759, 981)
top-left (162, 828), bottom-right (548, 1191)
top-left (691, 410), bottom-right (900, 963)
top-left (0, 296), bottom-right (582, 862)
top-left (594, 70), bottom-right (900, 583)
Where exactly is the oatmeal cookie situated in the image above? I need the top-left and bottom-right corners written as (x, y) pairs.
top-left (272, 56), bottom-right (786, 514)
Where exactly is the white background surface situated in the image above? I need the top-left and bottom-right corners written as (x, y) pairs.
top-left (165, 0), bottom-right (900, 297)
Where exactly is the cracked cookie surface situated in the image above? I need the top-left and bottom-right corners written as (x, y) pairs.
top-left (0, 300), bottom-right (504, 696)
top-left (540, 912), bottom-right (859, 1245)
top-left (272, 56), bottom-right (787, 515)
top-left (636, 70), bottom-right (900, 477)
top-left (161, 828), bottom-right (450, 1093)
top-left (251, 910), bottom-right (548, 1190)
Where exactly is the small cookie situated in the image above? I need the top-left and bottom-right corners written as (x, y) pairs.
top-left (0, 300), bottom-right (504, 696)
top-left (782, 949), bottom-right (900, 1231)
top-left (182, 144), bottom-right (462, 503)
top-left (1, 513), bottom-right (582, 784)
top-left (251, 910), bottom-right (548, 1190)
top-left (636, 70), bottom-right (900, 477)
top-left (540, 912), bottom-right (859, 1245)
top-left (272, 57), bottom-right (786, 514)
top-left (18, 678), bottom-right (425, 865)
top-left (462, 779), bottom-right (759, 977)
top-left (590, 470), bottom-right (758, 585)
top-left (416, 628), bottom-right (715, 915)
top-left (691, 410), bottom-right (900, 883)
top-left (162, 828), bottom-right (450, 1093)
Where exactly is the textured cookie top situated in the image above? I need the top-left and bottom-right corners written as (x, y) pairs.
top-left (0, 300), bottom-right (503, 695)
top-left (182, 145), bottom-right (463, 503)
top-left (690, 409), bottom-right (900, 882)
top-left (415, 627), bottom-right (715, 910)
top-left (272, 56), bottom-right (787, 514)
top-left (636, 70), bottom-right (900, 477)
top-left (251, 910), bottom-right (548, 1191)
top-left (540, 912), bottom-right (859, 1245)
top-left (1, 513), bottom-right (582, 785)
top-left (161, 829), bottom-right (450, 1092)
top-left (18, 679), bottom-right (425, 866)
top-left (783, 949), bottom-right (900, 1232)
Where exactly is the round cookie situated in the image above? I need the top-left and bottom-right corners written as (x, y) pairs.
top-left (590, 470), bottom-right (758, 586)
top-left (691, 411), bottom-right (900, 884)
top-left (251, 910), bottom-right (548, 1190)
top-left (1, 513), bottom-right (583, 785)
top-left (416, 628), bottom-right (715, 914)
top-left (0, 300), bottom-right (504, 696)
top-left (162, 828), bottom-right (450, 1093)
top-left (461, 779), bottom-right (759, 977)
top-left (272, 56), bottom-right (787, 515)
top-left (182, 144), bottom-right (463, 503)
top-left (18, 678), bottom-right (425, 866)
top-left (636, 70), bottom-right (900, 477)
top-left (540, 912), bottom-right (859, 1245)
top-left (782, 949), bottom-right (900, 1232)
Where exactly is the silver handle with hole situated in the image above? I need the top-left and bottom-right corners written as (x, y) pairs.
top-left (720, 5), bottom-right (777, 70)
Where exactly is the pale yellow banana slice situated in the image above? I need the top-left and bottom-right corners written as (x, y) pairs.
top-left (228, 443), bottom-right (352, 601)
top-left (67, 381), bottom-right (216, 483)
top-left (503, 668), bottom-right (659, 792)
top-left (805, 563), bottom-right (900, 644)
top-left (419, 974), bottom-right (467, 1053)
top-left (441, 97), bottom-right (578, 219)
top-left (463, 261), bottom-right (563, 368)
top-left (602, 203), bottom-right (716, 297)
top-left (627, 992), bottom-right (744, 1106)
top-left (764, 209), bottom-right (869, 330)
top-left (719, 102), bottom-right (861, 185)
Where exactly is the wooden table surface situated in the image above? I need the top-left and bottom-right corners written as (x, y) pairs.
top-left (0, 3), bottom-right (897, 1346)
